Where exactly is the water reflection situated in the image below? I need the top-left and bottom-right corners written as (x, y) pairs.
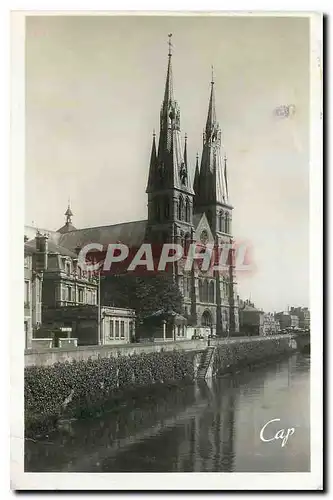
top-left (25, 353), bottom-right (310, 473)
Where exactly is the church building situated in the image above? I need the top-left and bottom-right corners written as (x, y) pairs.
top-left (26, 36), bottom-right (240, 337)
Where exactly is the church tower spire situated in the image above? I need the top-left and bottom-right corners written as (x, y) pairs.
top-left (162, 34), bottom-right (174, 119)
top-left (145, 35), bottom-right (194, 246)
top-left (195, 71), bottom-right (238, 337)
top-left (205, 65), bottom-right (217, 137)
top-left (57, 199), bottom-right (77, 234)
top-left (65, 199), bottom-right (73, 225)
top-left (146, 130), bottom-right (157, 192)
top-left (193, 152), bottom-right (200, 197)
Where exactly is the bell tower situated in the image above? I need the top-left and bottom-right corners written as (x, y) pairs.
top-left (194, 69), bottom-right (239, 335)
top-left (145, 35), bottom-right (194, 247)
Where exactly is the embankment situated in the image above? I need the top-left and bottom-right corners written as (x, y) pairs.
top-left (211, 335), bottom-right (297, 375)
top-left (24, 335), bottom-right (298, 437)
top-left (25, 349), bottom-right (196, 437)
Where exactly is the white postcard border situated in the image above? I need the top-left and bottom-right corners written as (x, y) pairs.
top-left (9, 8), bottom-right (323, 491)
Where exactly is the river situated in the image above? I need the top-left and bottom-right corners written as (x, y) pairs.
top-left (25, 352), bottom-right (310, 473)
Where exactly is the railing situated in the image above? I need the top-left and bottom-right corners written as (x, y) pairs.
top-left (30, 338), bottom-right (53, 349)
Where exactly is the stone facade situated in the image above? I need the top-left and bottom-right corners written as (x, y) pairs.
top-left (25, 233), bottom-right (136, 346)
top-left (145, 41), bottom-right (239, 337)
top-left (274, 311), bottom-right (300, 330)
top-left (239, 300), bottom-right (264, 336)
top-left (101, 306), bottom-right (136, 345)
top-left (24, 241), bottom-right (43, 348)
top-left (262, 313), bottom-right (280, 336)
top-left (289, 307), bottom-right (310, 330)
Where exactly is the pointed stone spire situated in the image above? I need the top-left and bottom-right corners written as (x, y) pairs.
top-left (160, 33), bottom-right (177, 140)
top-left (147, 34), bottom-right (193, 194)
top-left (145, 36), bottom-right (194, 246)
top-left (195, 72), bottom-right (230, 212)
top-left (163, 34), bottom-right (174, 106)
top-left (193, 152), bottom-right (200, 195)
top-left (205, 65), bottom-right (217, 137)
top-left (146, 130), bottom-right (157, 192)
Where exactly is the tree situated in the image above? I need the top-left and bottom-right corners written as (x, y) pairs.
top-left (100, 273), bottom-right (183, 323)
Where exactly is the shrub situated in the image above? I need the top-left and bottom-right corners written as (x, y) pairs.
top-left (25, 349), bottom-right (195, 434)
top-left (213, 337), bottom-right (291, 375)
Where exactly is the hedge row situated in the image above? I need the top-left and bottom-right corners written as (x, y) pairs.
top-left (25, 350), bottom-right (195, 434)
top-left (212, 337), bottom-right (292, 375)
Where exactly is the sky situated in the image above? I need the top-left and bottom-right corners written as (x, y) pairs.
top-left (25, 14), bottom-right (310, 312)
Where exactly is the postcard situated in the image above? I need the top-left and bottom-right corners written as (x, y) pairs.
top-left (10, 9), bottom-right (323, 491)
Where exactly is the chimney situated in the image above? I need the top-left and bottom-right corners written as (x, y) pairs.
top-left (35, 231), bottom-right (49, 271)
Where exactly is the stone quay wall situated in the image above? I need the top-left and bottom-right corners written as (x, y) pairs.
top-left (24, 334), bottom-right (298, 369)
top-left (24, 339), bottom-right (206, 368)
top-left (210, 335), bottom-right (297, 375)
top-left (24, 335), bottom-right (298, 437)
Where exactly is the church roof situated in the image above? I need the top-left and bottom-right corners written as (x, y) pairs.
top-left (58, 219), bottom-right (147, 250)
top-left (242, 304), bottom-right (263, 313)
top-left (25, 238), bottom-right (78, 258)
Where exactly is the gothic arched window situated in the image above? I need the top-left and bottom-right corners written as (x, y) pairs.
top-left (185, 198), bottom-right (191, 223)
top-left (203, 279), bottom-right (209, 303)
top-left (184, 233), bottom-right (191, 255)
top-left (219, 211), bottom-right (224, 232)
top-left (199, 280), bottom-right (203, 302)
top-left (209, 281), bottom-right (215, 303)
top-left (178, 196), bottom-right (184, 221)
top-left (201, 310), bottom-right (213, 327)
top-left (183, 274), bottom-right (191, 298)
top-left (224, 280), bottom-right (229, 298)
top-left (180, 230), bottom-right (185, 248)
top-left (225, 213), bottom-right (229, 234)
top-left (187, 276), bottom-right (192, 298)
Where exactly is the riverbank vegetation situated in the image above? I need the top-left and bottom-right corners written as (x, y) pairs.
top-left (25, 350), bottom-right (194, 437)
top-left (25, 336), bottom-right (296, 438)
top-left (213, 336), bottom-right (293, 375)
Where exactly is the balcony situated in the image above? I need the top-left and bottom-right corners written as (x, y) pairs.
top-left (56, 300), bottom-right (78, 307)
top-left (55, 300), bottom-right (97, 308)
